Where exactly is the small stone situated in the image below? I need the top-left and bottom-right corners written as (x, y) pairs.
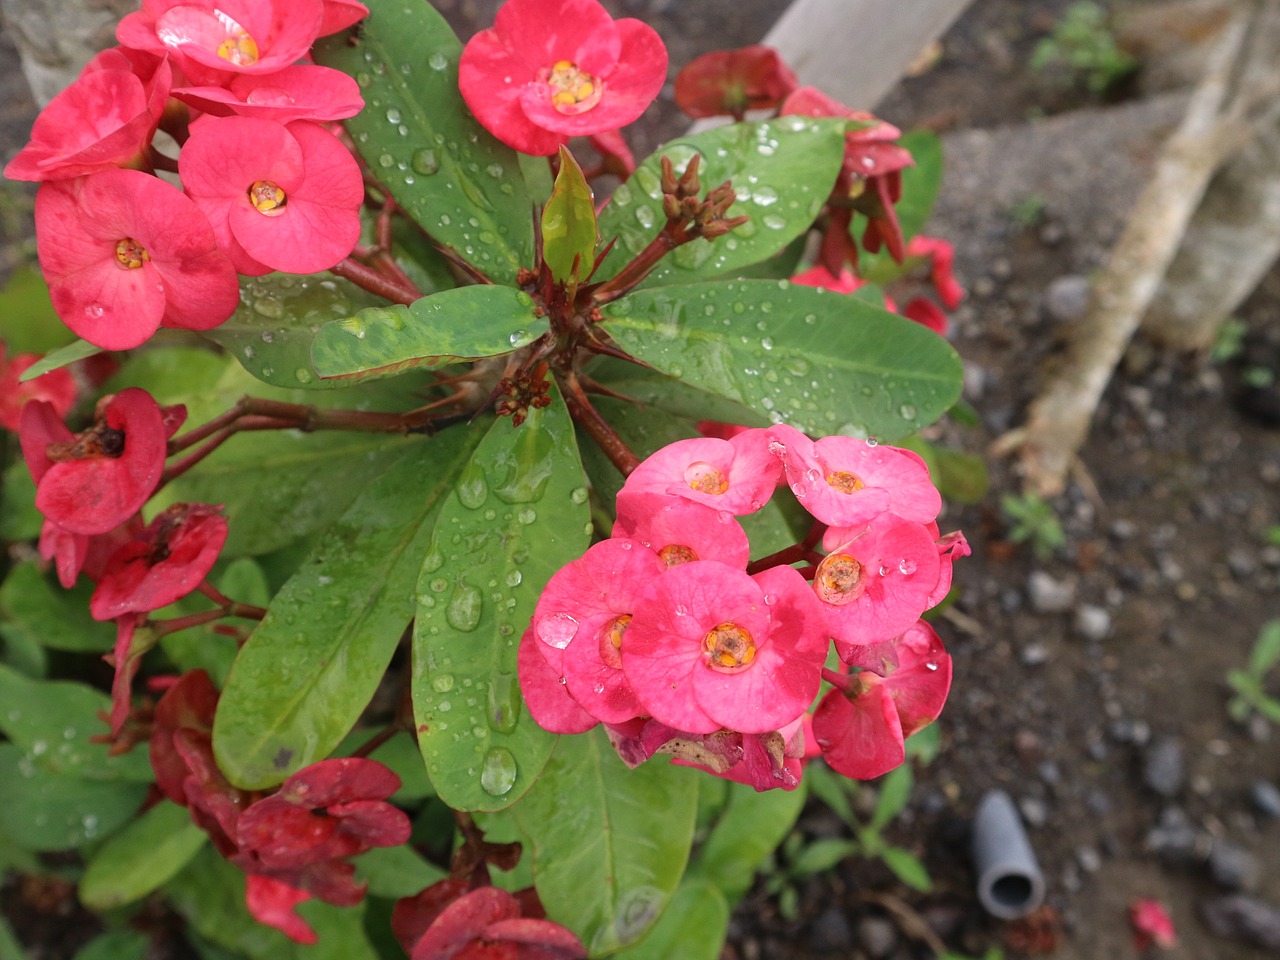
top-left (1076, 846), bottom-right (1102, 873)
top-left (808, 906), bottom-right (852, 953)
top-left (855, 916), bottom-right (898, 959)
top-left (1110, 518), bottom-right (1138, 539)
top-left (1021, 642), bottom-right (1049, 666)
top-left (1144, 737), bottom-right (1185, 798)
top-left (1200, 895), bottom-right (1280, 950)
top-left (1227, 548), bottom-right (1258, 579)
top-left (1209, 841), bottom-right (1262, 892)
top-left (1039, 220), bottom-right (1066, 246)
top-left (1074, 604), bottom-right (1111, 641)
top-left (1144, 806), bottom-right (1205, 864)
top-left (1250, 780), bottom-right (1280, 818)
top-left (1038, 760), bottom-right (1062, 786)
top-left (1028, 571), bottom-right (1075, 614)
top-left (1044, 274), bottom-right (1091, 322)
top-left (1019, 796), bottom-right (1049, 827)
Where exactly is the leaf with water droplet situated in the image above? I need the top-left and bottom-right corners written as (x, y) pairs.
top-left (313, 4), bottom-right (548, 284)
top-left (311, 285), bottom-right (546, 382)
top-left (512, 728), bottom-right (699, 954)
top-left (542, 145), bottom-right (598, 283)
top-left (600, 280), bottom-right (963, 441)
top-left (413, 383), bottom-right (590, 812)
top-left (212, 427), bottom-right (480, 790)
top-left (595, 118), bottom-right (846, 289)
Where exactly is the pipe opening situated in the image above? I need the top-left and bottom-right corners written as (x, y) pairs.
top-left (988, 873), bottom-right (1035, 909)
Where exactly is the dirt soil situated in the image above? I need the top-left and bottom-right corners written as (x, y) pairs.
top-left (3, 1), bottom-right (1280, 959)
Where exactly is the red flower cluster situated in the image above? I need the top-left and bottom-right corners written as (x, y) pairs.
top-left (520, 424), bottom-right (966, 790)
top-left (151, 670), bottom-right (411, 944)
top-left (5, 0), bottom-right (369, 350)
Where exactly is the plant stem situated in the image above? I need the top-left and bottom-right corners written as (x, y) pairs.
top-left (331, 256), bottom-right (420, 305)
top-left (558, 369), bottom-right (639, 475)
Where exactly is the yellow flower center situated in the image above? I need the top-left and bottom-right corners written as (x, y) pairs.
top-left (599, 614), bottom-right (631, 669)
top-left (545, 60), bottom-right (604, 115)
top-left (702, 621), bottom-right (756, 670)
top-left (813, 553), bottom-right (866, 606)
top-left (825, 470), bottom-right (865, 494)
top-left (114, 238), bottom-right (150, 269)
top-left (684, 460), bottom-right (728, 495)
top-left (214, 11), bottom-right (259, 65)
top-left (658, 544), bottom-right (699, 567)
top-left (249, 180), bottom-right (286, 215)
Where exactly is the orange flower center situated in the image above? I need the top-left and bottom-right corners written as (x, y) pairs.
top-left (599, 614), bottom-right (631, 669)
top-left (684, 460), bottom-right (728, 495)
top-left (702, 622), bottom-right (756, 670)
top-left (114, 238), bottom-right (150, 269)
top-left (249, 180), bottom-right (286, 214)
top-left (658, 544), bottom-right (699, 567)
top-left (825, 470), bottom-right (865, 494)
top-left (214, 12), bottom-right (259, 65)
top-left (545, 60), bottom-right (604, 115)
top-left (813, 553), bottom-right (866, 606)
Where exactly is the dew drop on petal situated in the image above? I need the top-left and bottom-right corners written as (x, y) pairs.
top-left (898, 558), bottom-right (917, 576)
top-left (925, 661), bottom-right (939, 672)
top-left (536, 612), bottom-right (579, 648)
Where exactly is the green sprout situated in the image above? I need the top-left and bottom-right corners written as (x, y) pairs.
top-left (1000, 491), bottom-right (1066, 560)
top-left (1227, 619), bottom-right (1280, 726)
top-left (1029, 1), bottom-right (1138, 96)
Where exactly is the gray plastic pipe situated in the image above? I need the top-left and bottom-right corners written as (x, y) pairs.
top-left (971, 790), bottom-right (1046, 919)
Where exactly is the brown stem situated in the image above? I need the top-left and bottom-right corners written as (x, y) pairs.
top-left (590, 224), bottom-right (683, 307)
top-left (558, 368), bottom-right (639, 476)
top-left (350, 725), bottom-right (401, 759)
top-left (330, 256), bottom-right (420, 305)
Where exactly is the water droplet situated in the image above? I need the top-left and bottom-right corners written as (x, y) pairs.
top-left (438, 701), bottom-right (452, 713)
top-left (505, 570), bottom-right (522, 587)
top-left (432, 673), bottom-right (455, 693)
top-left (385, 107), bottom-right (402, 124)
top-left (422, 550), bottom-right (444, 574)
top-left (294, 368), bottom-right (312, 383)
top-left (517, 508), bottom-right (536, 524)
top-left (675, 604), bottom-right (689, 617)
top-left (378, 152), bottom-right (395, 168)
top-left (925, 661), bottom-right (939, 672)
top-left (355, 72), bottom-right (371, 88)
top-left (509, 328), bottom-right (529, 346)
top-left (428, 51), bottom-right (448, 71)
top-left (480, 747), bottom-right (517, 796)
top-left (456, 462), bottom-right (488, 509)
top-left (865, 436), bottom-right (879, 446)
top-left (488, 673), bottom-right (520, 733)
top-left (570, 486), bottom-right (589, 504)
top-left (536, 612), bottom-right (579, 648)
top-left (447, 582), bottom-right (483, 631)
top-left (411, 148), bottom-right (439, 175)
top-left (635, 206), bottom-right (656, 229)
top-left (763, 594), bottom-right (777, 606)
top-left (753, 186), bottom-right (779, 206)
top-left (338, 317), bottom-right (366, 339)
top-left (761, 337), bottom-right (774, 351)
top-left (898, 558), bottom-right (917, 576)
top-left (243, 345), bottom-right (256, 359)
top-left (899, 404), bottom-right (918, 421)
top-left (762, 214), bottom-right (786, 230)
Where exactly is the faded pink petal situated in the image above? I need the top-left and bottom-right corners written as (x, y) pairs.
top-left (245, 875), bottom-right (317, 945)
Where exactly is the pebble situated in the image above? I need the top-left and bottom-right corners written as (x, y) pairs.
top-left (1143, 737), bottom-right (1185, 797)
top-left (1227, 547), bottom-right (1258, 579)
top-left (1028, 571), bottom-right (1075, 614)
top-left (1250, 780), bottom-right (1280, 818)
top-left (1019, 796), bottom-right (1049, 827)
top-left (855, 916), bottom-right (898, 959)
top-left (1200, 895), bottom-right (1280, 950)
top-left (1076, 846), bottom-right (1102, 873)
top-left (1209, 841), bottom-right (1262, 892)
top-left (1020, 642), bottom-right (1050, 666)
top-left (1074, 604), bottom-right (1112, 641)
top-left (1044, 274), bottom-right (1091, 322)
top-left (1144, 806), bottom-right (1206, 865)
top-left (807, 906), bottom-right (851, 953)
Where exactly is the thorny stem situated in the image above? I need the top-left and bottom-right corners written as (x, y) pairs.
top-left (149, 604), bottom-right (265, 640)
top-left (745, 520), bottom-right (828, 575)
top-left (558, 368), bottom-right (639, 475)
top-left (330, 256), bottom-right (420, 305)
top-left (589, 224), bottom-right (682, 306)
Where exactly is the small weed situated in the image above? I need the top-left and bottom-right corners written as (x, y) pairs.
top-left (1000, 492), bottom-right (1066, 560)
top-left (1226, 619), bottom-right (1280, 726)
top-left (1209, 317), bottom-right (1248, 364)
top-left (1009, 194), bottom-right (1048, 228)
top-left (1030, 1), bottom-right (1138, 96)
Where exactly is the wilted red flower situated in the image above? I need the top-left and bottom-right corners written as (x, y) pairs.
top-left (19, 388), bottom-right (181, 536)
top-left (458, 0), bottom-right (667, 156)
top-left (393, 879), bottom-right (585, 960)
top-left (90, 503), bottom-right (228, 620)
top-left (34, 169), bottom-right (241, 350)
top-left (675, 45), bottom-right (798, 119)
top-left (0, 344), bottom-right (77, 432)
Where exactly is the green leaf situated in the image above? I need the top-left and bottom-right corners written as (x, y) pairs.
top-left (688, 780), bottom-right (808, 904)
top-left (804, 761), bottom-right (857, 827)
top-left (587, 357), bottom-right (766, 428)
top-left (612, 879), bottom-right (728, 960)
top-left (202, 272), bottom-right (388, 390)
top-left (788, 838), bottom-right (859, 876)
top-left (80, 802), bottom-right (207, 909)
top-left (0, 563), bottom-right (115, 654)
top-left (214, 431), bottom-right (478, 790)
top-left (542, 146), bottom-right (598, 283)
top-left (601, 280), bottom-right (963, 440)
top-left (511, 728), bottom-right (700, 956)
top-left (0, 915), bottom-right (22, 960)
top-left (1249, 620), bottom-right (1280, 675)
top-left (167, 846), bottom-right (379, 960)
top-left (311, 286), bottom-right (545, 382)
top-left (413, 386), bottom-right (590, 812)
top-left (880, 845), bottom-right (933, 892)
top-left (597, 117), bottom-right (847, 288)
top-left (18, 338), bottom-right (101, 381)
top-left (0, 266), bottom-right (71, 354)
top-left (870, 764), bottom-right (914, 832)
top-left (313, 4), bottom-right (545, 285)
top-left (355, 844), bottom-right (447, 899)
top-left (0, 461), bottom-right (40, 541)
top-left (71, 931), bottom-right (153, 960)
top-left (0, 743), bottom-right (148, 851)
top-left (0, 665), bottom-right (153, 782)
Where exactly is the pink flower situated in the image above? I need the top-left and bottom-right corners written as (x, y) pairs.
top-left (179, 117), bottom-right (363, 275)
top-left (34, 169), bottom-right (240, 350)
top-left (816, 514), bottom-right (943, 651)
top-left (812, 620), bottom-right (951, 780)
top-left (674, 45), bottom-right (798, 119)
top-left (622, 562), bottom-right (828, 735)
top-left (19, 389), bottom-right (181, 536)
top-left (89, 503), bottom-right (228, 620)
top-left (1130, 898), bottom-right (1177, 950)
top-left (458, 0), bottom-right (667, 156)
top-left (613, 492), bottom-right (750, 568)
top-left (117, 0), bottom-right (326, 87)
top-left (906, 235), bottom-right (964, 310)
top-left (318, 0), bottom-right (369, 36)
top-left (4, 55), bottom-right (171, 182)
top-left (517, 628), bottom-right (598, 734)
top-left (173, 64), bottom-right (364, 123)
top-left (528, 538), bottom-right (663, 723)
top-left (0, 345), bottom-right (77, 432)
top-left (619, 430), bottom-right (781, 516)
top-left (791, 263), bottom-right (863, 295)
top-left (767, 424), bottom-right (941, 528)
